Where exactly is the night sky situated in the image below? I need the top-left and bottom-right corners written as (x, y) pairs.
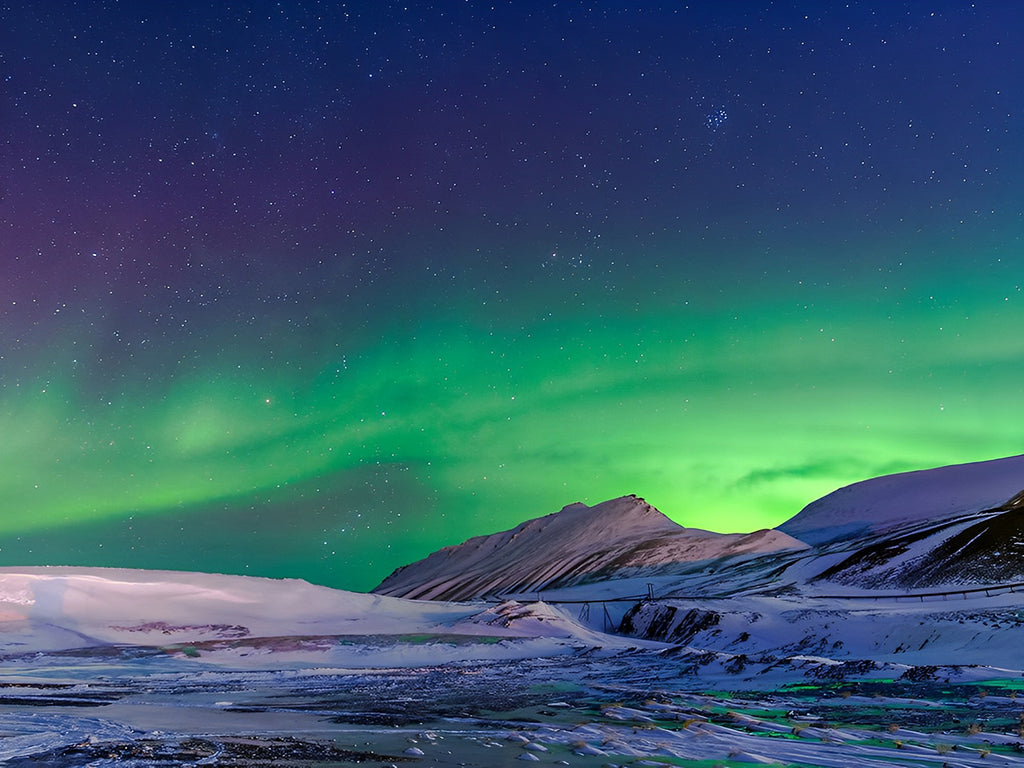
top-left (2, 2), bottom-right (1023, 591)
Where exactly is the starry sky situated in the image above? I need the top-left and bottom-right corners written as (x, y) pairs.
top-left (2, 2), bottom-right (1023, 591)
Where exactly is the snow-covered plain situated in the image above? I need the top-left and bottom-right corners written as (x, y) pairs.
top-left (3, 454), bottom-right (1024, 766)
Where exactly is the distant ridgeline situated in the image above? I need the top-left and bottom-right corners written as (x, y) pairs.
top-left (375, 454), bottom-right (1024, 599)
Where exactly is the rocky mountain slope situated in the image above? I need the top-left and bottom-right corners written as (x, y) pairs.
top-left (373, 495), bottom-right (806, 601)
top-left (803, 485), bottom-right (1024, 589)
top-left (612, 454), bottom-right (1024, 655)
top-left (765, 455), bottom-right (1024, 590)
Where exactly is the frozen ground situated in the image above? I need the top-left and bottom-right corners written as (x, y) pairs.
top-left (2, 567), bottom-right (1024, 766)
top-left (2, 633), bottom-right (1024, 766)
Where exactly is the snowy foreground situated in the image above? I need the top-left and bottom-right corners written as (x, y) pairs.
top-left (1, 565), bottom-right (1024, 767)
top-left (4, 456), bottom-right (1024, 766)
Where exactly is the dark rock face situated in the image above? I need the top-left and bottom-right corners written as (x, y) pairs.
top-left (619, 602), bottom-right (721, 644)
top-left (813, 489), bottom-right (1024, 589)
top-left (897, 506), bottom-right (1024, 585)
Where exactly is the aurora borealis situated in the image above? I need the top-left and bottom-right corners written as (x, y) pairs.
top-left (2, 2), bottom-right (1023, 591)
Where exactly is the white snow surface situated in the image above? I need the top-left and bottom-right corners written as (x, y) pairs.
top-left (779, 453), bottom-right (1024, 544)
top-left (0, 566), bottom-right (465, 642)
top-left (0, 566), bottom-right (655, 666)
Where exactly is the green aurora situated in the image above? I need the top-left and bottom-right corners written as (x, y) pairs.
top-left (3, 3), bottom-right (1023, 591)
top-left (3, 239), bottom-right (1022, 591)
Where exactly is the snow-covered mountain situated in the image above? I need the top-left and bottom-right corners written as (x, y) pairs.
top-left (372, 495), bottom-right (806, 601)
top-left (616, 454), bottom-right (1024, 659)
top-left (778, 454), bottom-right (1024, 546)
top-left (374, 456), bottom-right (1024, 602)
top-left (373, 454), bottom-right (1024, 665)
top-left (773, 455), bottom-right (1024, 589)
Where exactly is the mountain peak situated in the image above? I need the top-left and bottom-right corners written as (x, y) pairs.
top-left (373, 496), bottom-right (804, 601)
top-left (526, 495), bottom-right (685, 543)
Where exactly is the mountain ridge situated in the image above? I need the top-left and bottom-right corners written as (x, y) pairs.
top-left (372, 494), bottom-right (806, 601)
top-left (375, 454), bottom-right (1024, 602)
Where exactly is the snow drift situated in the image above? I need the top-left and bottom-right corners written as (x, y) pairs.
top-left (0, 566), bottom-right (646, 665)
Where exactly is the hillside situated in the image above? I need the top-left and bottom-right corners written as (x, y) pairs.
top-left (373, 495), bottom-right (805, 601)
top-left (777, 454), bottom-right (1024, 545)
